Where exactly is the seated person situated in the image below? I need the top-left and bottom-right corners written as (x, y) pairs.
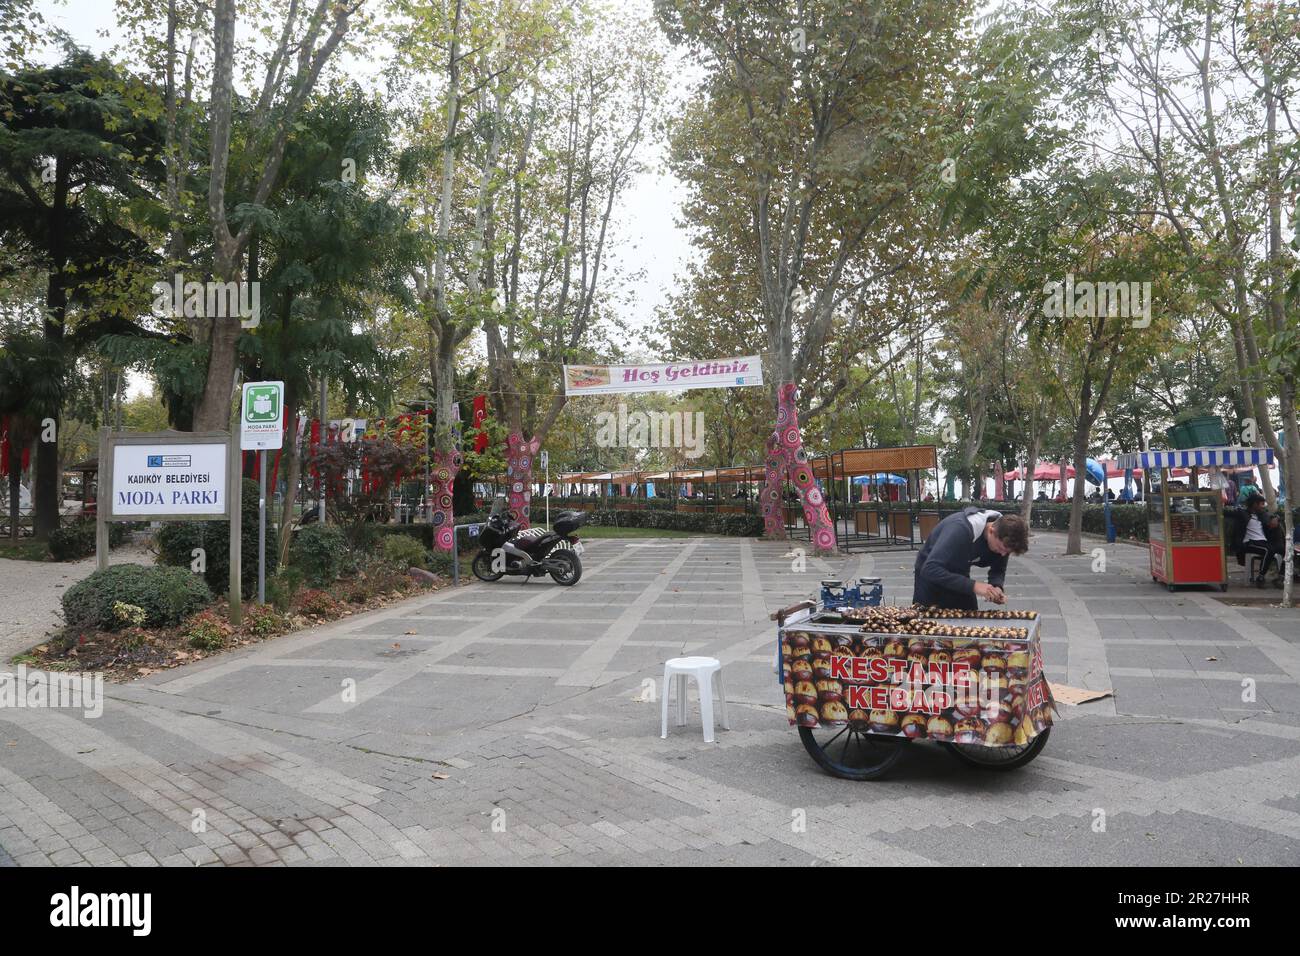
top-left (1237, 493), bottom-right (1284, 587)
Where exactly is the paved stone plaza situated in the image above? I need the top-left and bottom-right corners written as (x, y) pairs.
top-left (1, 530), bottom-right (1298, 866)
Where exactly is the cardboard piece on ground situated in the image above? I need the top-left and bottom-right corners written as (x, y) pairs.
top-left (1048, 682), bottom-right (1113, 705)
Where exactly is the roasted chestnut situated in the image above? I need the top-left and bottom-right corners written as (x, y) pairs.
top-left (985, 721), bottom-right (1014, 746)
top-left (820, 699), bottom-right (849, 722)
top-left (868, 710), bottom-right (900, 734)
top-left (926, 715), bottom-right (954, 740)
top-left (815, 678), bottom-right (843, 701)
top-left (953, 717), bottom-right (986, 744)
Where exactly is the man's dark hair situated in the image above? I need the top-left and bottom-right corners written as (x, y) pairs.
top-left (993, 514), bottom-right (1030, 554)
top-left (1245, 492), bottom-right (1266, 510)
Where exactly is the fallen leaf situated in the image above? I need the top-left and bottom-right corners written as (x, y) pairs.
top-left (430, 772), bottom-right (449, 780)
top-left (1205, 656), bottom-right (1218, 661)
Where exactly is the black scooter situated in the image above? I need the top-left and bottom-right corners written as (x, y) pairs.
top-left (471, 496), bottom-right (587, 586)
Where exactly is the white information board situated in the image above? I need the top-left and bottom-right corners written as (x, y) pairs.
top-left (110, 441), bottom-right (229, 516)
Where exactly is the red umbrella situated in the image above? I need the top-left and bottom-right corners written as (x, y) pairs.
top-left (1004, 462), bottom-right (1077, 481)
top-left (1100, 459), bottom-right (1139, 478)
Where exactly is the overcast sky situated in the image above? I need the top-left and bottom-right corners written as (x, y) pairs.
top-left (32, 0), bottom-right (695, 392)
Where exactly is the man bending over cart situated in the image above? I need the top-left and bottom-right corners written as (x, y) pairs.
top-left (913, 508), bottom-right (1030, 610)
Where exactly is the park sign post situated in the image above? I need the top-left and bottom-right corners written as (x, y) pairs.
top-left (240, 382), bottom-right (284, 607)
top-left (96, 428), bottom-right (243, 624)
top-left (240, 381), bottom-right (284, 451)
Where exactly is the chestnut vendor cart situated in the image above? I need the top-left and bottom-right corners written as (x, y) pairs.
top-left (775, 600), bottom-right (1054, 780)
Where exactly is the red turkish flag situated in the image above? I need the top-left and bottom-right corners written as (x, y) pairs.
top-left (472, 394), bottom-right (488, 453)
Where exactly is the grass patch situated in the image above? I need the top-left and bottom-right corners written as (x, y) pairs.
top-left (574, 525), bottom-right (719, 539)
top-left (0, 537), bottom-right (49, 561)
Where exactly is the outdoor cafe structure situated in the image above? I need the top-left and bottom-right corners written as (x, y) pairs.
top-left (552, 444), bottom-right (947, 552)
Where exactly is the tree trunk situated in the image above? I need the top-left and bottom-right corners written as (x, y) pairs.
top-left (1020, 434), bottom-right (1040, 523)
top-left (8, 432), bottom-right (21, 541)
top-left (192, 261), bottom-right (242, 431)
top-left (505, 432), bottom-right (541, 528)
top-left (1279, 394), bottom-right (1298, 608)
top-left (427, 339), bottom-right (463, 551)
top-left (277, 413), bottom-right (301, 566)
top-left (760, 383), bottom-right (835, 554)
top-left (1067, 424), bottom-right (1091, 555)
top-left (761, 430), bottom-right (787, 540)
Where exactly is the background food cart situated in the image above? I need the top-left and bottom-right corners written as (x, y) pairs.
top-left (1117, 446), bottom-right (1275, 592)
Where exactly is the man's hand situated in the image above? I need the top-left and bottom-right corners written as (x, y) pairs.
top-left (974, 582), bottom-right (1006, 604)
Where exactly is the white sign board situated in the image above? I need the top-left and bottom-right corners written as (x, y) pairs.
top-left (563, 355), bottom-right (763, 396)
top-left (327, 418), bottom-right (366, 442)
top-left (241, 381), bottom-right (284, 450)
top-left (110, 442), bottom-right (229, 516)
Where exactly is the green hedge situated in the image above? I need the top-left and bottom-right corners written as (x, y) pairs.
top-left (372, 519), bottom-right (481, 551)
top-left (1024, 502), bottom-right (1149, 541)
top-left (48, 519), bottom-right (130, 561)
top-left (62, 563), bottom-right (212, 630)
top-left (156, 478), bottom-right (277, 597)
top-left (583, 508), bottom-right (764, 537)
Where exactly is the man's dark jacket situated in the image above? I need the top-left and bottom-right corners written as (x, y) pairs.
top-left (912, 507), bottom-right (1008, 609)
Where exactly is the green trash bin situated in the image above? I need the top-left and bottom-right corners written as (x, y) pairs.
top-left (1166, 416), bottom-right (1227, 448)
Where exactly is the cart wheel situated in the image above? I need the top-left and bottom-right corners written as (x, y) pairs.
top-left (1167, 584), bottom-right (1177, 593)
top-left (1220, 583), bottom-right (1229, 592)
top-left (944, 727), bottom-right (1049, 771)
top-left (798, 725), bottom-right (906, 780)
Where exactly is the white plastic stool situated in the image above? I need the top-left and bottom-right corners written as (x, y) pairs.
top-left (661, 656), bottom-right (730, 743)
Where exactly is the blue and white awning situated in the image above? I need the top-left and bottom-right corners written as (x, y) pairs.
top-left (1116, 447), bottom-right (1275, 471)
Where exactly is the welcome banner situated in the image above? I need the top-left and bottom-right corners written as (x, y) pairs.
top-left (563, 355), bottom-right (764, 396)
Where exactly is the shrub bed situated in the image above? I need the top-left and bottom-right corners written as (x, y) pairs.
top-left (373, 515), bottom-right (488, 550)
top-left (380, 533), bottom-right (428, 570)
top-left (156, 478), bottom-right (276, 596)
top-left (289, 523), bottom-right (347, 586)
top-left (62, 564), bottom-right (212, 630)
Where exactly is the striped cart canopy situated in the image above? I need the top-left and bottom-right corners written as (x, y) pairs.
top-left (1116, 447), bottom-right (1275, 471)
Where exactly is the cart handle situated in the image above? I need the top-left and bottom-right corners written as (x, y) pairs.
top-left (770, 601), bottom-right (816, 625)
